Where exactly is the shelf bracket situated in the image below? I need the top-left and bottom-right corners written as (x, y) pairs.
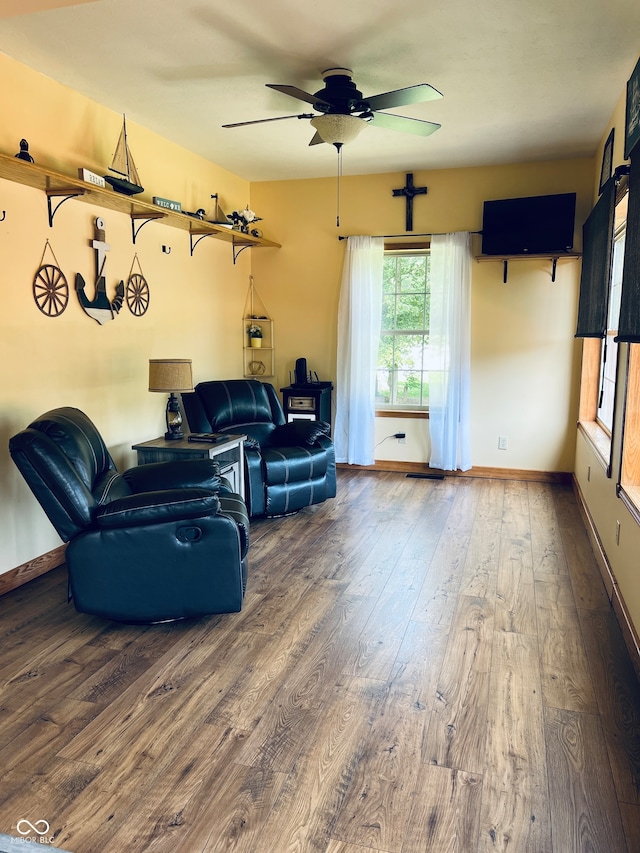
top-left (46, 187), bottom-right (86, 227)
top-left (190, 230), bottom-right (253, 263)
top-left (190, 229), bottom-right (213, 256)
top-left (503, 257), bottom-right (560, 283)
top-left (131, 212), bottom-right (165, 244)
top-left (232, 240), bottom-right (251, 265)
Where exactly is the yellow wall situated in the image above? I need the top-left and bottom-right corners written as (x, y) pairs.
top-left (0, 53), bottom-right (255, 574)
top-left (0, 48), bottom-right (604, 589)
top-left (574, 84), bottom-right (640, 641)
top-left (251, 159), bottom-right (594, 472)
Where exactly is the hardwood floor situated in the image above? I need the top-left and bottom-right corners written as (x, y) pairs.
top-left (1, 470), bottom-right (639, 852)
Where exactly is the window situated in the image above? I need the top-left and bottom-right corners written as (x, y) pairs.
top-left (597, 214), bottom-right (626, 433)
top-left (620, 345), bottom-right (640, 518)
top-left (376, 247), bottom-right (430, 409)
top-left (578, 183), bottom-right (628, 469)
top-left (618, 173), bottom-right (640, 514)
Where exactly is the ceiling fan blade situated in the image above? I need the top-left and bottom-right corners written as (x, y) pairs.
top-left (266, 83), bottom-right (332, 108)
top-left (222, 113), bottom-right (314, 129)
top-left (369, 111), bottom-right (441, 136)
top-left (365, 83), bottom-right (443, 112)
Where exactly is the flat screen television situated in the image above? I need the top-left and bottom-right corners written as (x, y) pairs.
top-left (481, 193), bottom-right (576, 256)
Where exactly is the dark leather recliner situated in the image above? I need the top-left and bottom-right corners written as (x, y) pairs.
top-left (182, 379), bottom-right (336, 518)
top-left (9, 407), bottom-right (249, 623)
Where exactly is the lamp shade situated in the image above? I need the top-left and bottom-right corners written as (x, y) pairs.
top-left (310, 113), bottom-right (365, 145)
top-left (149, 359), bottom-right (194, 392)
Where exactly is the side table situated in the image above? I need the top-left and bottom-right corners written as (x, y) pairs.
top-left (132, 434), bottom-right (246, 499)
top-left (280, 383), bottom-right (333, 429)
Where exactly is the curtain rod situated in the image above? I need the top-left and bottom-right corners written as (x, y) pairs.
top-left (338, 231), bottom-right (482, 240)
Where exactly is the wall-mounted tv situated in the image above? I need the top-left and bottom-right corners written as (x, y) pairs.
top-left (481, 193), bottom-right (576, 256)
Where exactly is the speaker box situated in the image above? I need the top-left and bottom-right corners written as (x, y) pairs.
top-left (295, 358), bottom-right (307, 385)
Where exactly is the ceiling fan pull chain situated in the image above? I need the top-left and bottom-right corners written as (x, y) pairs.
top-left (336, 142), bottom-right (343, 228)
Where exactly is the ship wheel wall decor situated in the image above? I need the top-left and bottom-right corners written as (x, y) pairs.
top-left (33, 241), bottom-right (69, 317)
top-left (127, 273), bottom-right (150, 316)
top-left (126, 255), bottom-right (150, 316)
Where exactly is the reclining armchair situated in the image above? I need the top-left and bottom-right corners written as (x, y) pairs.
top-left (182, 379), bottom-right (336, 518)
top-left (9, 407), bottom-right (249, 623)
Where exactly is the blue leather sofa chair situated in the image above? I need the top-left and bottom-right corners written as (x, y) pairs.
top-left (181, 379), bottom-right (336, 518)
top-left (9, 407), bottom-right (249, 623)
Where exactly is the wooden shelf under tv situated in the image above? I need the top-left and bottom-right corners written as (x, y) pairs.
top-left (0, 152), bottom-right (281, 262)
top-left (474, 253), bottom-right (581, 283)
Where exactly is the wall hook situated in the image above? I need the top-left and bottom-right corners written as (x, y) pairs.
top-left (0, 211), bottom-right (5, 222)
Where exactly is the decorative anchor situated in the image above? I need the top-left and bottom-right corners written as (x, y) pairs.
top-left (75, 217), bottom-right (124, 325)
top-left (392, 173), bottom-right (427, 232)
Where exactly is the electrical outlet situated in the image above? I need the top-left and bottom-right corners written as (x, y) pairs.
top-left (498, 436), bottom-right (508, 450)
top-left (397, 434), bottom-right (406, 445)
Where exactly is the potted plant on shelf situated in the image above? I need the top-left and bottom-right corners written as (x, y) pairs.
top-left (248, 323), bottom-right (263, 348)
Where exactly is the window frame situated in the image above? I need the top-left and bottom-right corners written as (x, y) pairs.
top-left (616, 181), bottom-right (640, 516)
top-left (577, 179), bottom-right (629, 475)
top-left (617, 343), bottom-right (640, 522)
top-left (595, 214), bottom-right (626, 435)
top-left (376, 242), bottom-right (431, 413)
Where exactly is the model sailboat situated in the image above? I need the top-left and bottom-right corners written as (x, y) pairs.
top-left (104, 115), bottom-right (144, 196)
top-left (210, 193), bottom-right (232, 227)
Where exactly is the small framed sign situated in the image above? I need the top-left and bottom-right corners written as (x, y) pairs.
top-left (153, 196), bottom-right (182, 212)
top-left (624, 56), bottom-right (640, 159)
top-left (78, 168), bottom-right (106, 188)
top-left (599, 128), bottom-right (614, 194)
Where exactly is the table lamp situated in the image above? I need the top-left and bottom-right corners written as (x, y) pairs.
top-left (148, 358), bottom-right (194, 440)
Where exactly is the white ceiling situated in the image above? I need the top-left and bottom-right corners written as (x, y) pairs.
top-left (1, 0), bottom-right (638, 182)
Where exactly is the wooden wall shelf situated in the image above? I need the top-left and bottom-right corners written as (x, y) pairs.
top-left (243, 318), bottom-right (274, 378)
top-left (475, 253), bottom-right (581, 283)
top-left (0, 152), bottom-right (280, 261)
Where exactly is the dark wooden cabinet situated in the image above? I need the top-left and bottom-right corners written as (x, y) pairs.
top-left (281, 384), bottom-right (332, 428)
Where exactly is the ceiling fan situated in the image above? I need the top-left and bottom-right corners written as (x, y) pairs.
top-left (222, 68), bottom-right (443, 147)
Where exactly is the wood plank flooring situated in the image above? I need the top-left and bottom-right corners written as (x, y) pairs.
top-left (1, 470), bottom-right (640, 852)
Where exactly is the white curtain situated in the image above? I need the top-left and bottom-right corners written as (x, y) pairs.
top-left (334, 236), bottom-right (384, 465)
top-left (428, 232), bottom-right (472, 471)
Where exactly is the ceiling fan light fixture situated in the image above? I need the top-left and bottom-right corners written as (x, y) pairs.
top-left (310, 113), bottom-right (364, 146)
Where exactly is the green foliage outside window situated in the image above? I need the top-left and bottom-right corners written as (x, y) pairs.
top-left (376, 251), bottom-right (430, 408)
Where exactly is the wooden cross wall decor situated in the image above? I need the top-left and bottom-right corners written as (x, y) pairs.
top-left (392, 173), bottom-right (427, 231)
